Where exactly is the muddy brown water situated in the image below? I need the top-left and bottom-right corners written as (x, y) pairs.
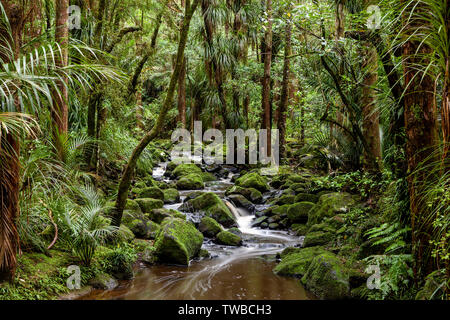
top-left (77, 161), bottom-right (313, 300)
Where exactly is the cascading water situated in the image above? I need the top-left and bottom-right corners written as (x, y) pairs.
top-left (78, 159), bottom-right (312, 300)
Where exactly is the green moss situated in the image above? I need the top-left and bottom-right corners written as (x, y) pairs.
top-left (303, 231), bottom-right (334, 247)
top-left (273, 246), bottom-right (327, 277)
top-left (307, 192), bottom-right (356, 226)
top-left (154, 217), bottom-right (204, 265)
top-left (270, 195), bottom-right (295, 206)
top-left (176, 173), bottom-right (205, 190)
top-left (200, 172), bottom-right (217, 182)
top-left (215, 231), bottom-right (242, 246)
top-left (294, 193), bottom-right (319, 204)
top-left (172, 163), bottom-right (202, 178)
top-left (287, 201), bottom-right (315, 223)
top-left (235, 172), bottom-right (269, 192)
top-left (225, 186), bottom-right (263, 203)
top-left (198, 217), bottom-right (223, 237)
top-left (147, 208), bottom-right (185, 224)
top-left (137, 187), bottom-right (164, 200)
top-left (163, 188), bottom-right (180, 204)
top-left (135, 198), bottom-right (164, 213)
top-left (180, 192), bottom-right (236, 227)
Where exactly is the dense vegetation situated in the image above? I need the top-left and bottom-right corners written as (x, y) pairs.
top-left (0, 0), bottom-right (448, 300)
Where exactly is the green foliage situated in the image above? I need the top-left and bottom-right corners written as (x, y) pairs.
top-left (98, 244), bottom-right (137, 277)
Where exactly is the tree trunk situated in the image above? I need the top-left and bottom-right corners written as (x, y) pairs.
top-left (361, 42), bottom-right (382, 172)
top-left (278, 9), bottom-right (292, 158)
top-left (261, 0), bottom-right (273, 156)
top-left (111, 0), bottom-right (200, 228)
top-left (52, 0), bottom-right (69, 161)
top-left (177, 57), bottom-right (187, 128)
top-left (403, 2), bottom-right (440, 278)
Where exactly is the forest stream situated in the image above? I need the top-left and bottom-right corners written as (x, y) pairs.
top-left (78, 161), bottom-right (313, 300)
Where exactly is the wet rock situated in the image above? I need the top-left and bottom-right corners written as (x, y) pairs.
top-left (89, 273), bottom-right (118, 290)
top-left (268, 215), bottom-right (281, 224)
top-left (268, 223), bottom-right (279, 230)
top-left (291, 224), bottom-right (309, 236)
top-left (179, 192), bottom-right (236, 227)
top-left (228, 194), bottom-right (255, 212)
top-left (260, 222), bottom-right (269, 229)
top-left (215, 230), bottom-right (243, 246)
top-left (154, 217), bottom-right (204, 265)
top-left (273, 246), bottom-right (328, 277)
top-left (251, 216), bottom-right (268, 227)
top-left (226, 185), bottom-right (263, 203)
top-left (270, 195), bottom-right (295, 206)
top-left (198, 217), bottom-right (223, 238)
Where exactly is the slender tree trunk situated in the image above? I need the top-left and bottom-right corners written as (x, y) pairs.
top-left (111, 0), bottom-right (200, 227)
top-left (278, 9), bottom-right (292, 158)
top-left (52, 0), bottom-right (69, 161)
top-left (261, 0), bottom-right (273, 156)
top-left (403, 1), bottom-right (440, 278)
top-left (177, 57), bottom-right (187, 128)
top-left (361, 43), bottom-right (382, 172)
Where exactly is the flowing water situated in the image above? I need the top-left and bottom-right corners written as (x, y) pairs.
top-left (78, 161), bottom-right (313, 300)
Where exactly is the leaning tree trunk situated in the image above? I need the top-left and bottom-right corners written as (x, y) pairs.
top-left (111, 0), bottom-right (200, 228)
top-left (177, 57), bottom-right (187, 128)
top-left (403, 1), bottom-right (440, 279)
top-left (261, 0), bottom-right (273, 156)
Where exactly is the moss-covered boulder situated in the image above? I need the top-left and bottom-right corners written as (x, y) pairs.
top-left (127, 218), bottom-right (161, 240)
top-left (270, 195), bottom-right (295, 206)
top-left (137, 187), bottom-right (164, 200)
top-left (287, 201), bottom-right (315, 223)
top-left (294, 193), bottom-right (319, 204)
top-left (225, 185), bottom-right (263, 203)
top-left (235, 172), bottom-right (269, 193)
top-left (200, 172), bottom-right (217, 182)
top-left (272, 204), bottom-right (291, 217)
top-left (118, 224), bottom-right (135, 242)
top-left (133, 239), bottom-right (156, 264)
top-left (154, 217), bottom-right (204, 265)
top-left (301, 251), bottom-right (351, 299)
top-left (291, 223), bottom-right (309, 236)
top-left (163, 188), bottom-right (181, 204)
top-left (176, 173), bottom-right (205, 190)
top-left (89, 273), bottom-right (118, 290)
top-left (198, 217), bottom-right (223, 238)
top-left (303, 231), bottom-right (334, 247)
top-left (150, 208), bottom-right (185, 223)
top-left (135, 198), bottom-right (164, 213)
top-left (273, 246), bottom-right (328, 277)
top-left (308, 193), bottom-right (356, 226)
top-left (215, 230), bottom-right (242, 246)
top-left (228, 194), bottom-right (255, 212)
top-left (179, 192), bottom-right (236, 227)
top-left (172, 163), bottom-right (202, 178)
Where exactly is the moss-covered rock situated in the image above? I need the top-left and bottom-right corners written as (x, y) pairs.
top-left (127, 218), bottom-right (161, 240)
top-left (294, 193), bottom-right (319, 204)
top-left (200, 172), bottom-right (217, 182)
top-left (303, 231), bottom-right (334, 247)
top-left (307, 193), bottom-right (356, 227)
top-left (89, 273), bottom-right (118, 290)
top-left (125, 199), bottom-right (142, 213)
top-left (235, 172), bottom-right (269, 192)
top-left (137, 187), bottom-right (164, 200)
top-left (273, 246), bottom-right (328, 277)
top-left (287, 201), bottom-right (315, 223)
top-left (118, 224), bottom-right (135, 242)
top-left (132, 239), bottom-right (156, 264)
top-left (301, 251), bottom-right (351, 299)
top-left (215, 230), bottom-right (242, 246)
top-left (163, 188), bottom-right (181, 204)
top-left (176, 173), bottom-right (205, 190)
top-left (147, 208), bottom-right (185, 224)
top-left (172, 163), bottom-right (202, 178)
top-left (135, 198), bottom-right (164, 213)
top-left (198, 217), bottom-right (223, 238)
top-left (154, 217), bottom-right (204, 265)
top-left (272, 204), bottom-right (291, 217)
top-left (291, 223), bottom-right (309, 236)
top-left (225, 185), bottom-right (263, 203)
top-left (179, 192), bottom-right (236, 227)
top-left (270, 195), bottom-right (295, 206)
top-left (228, 194), bottom-right (255, 212)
